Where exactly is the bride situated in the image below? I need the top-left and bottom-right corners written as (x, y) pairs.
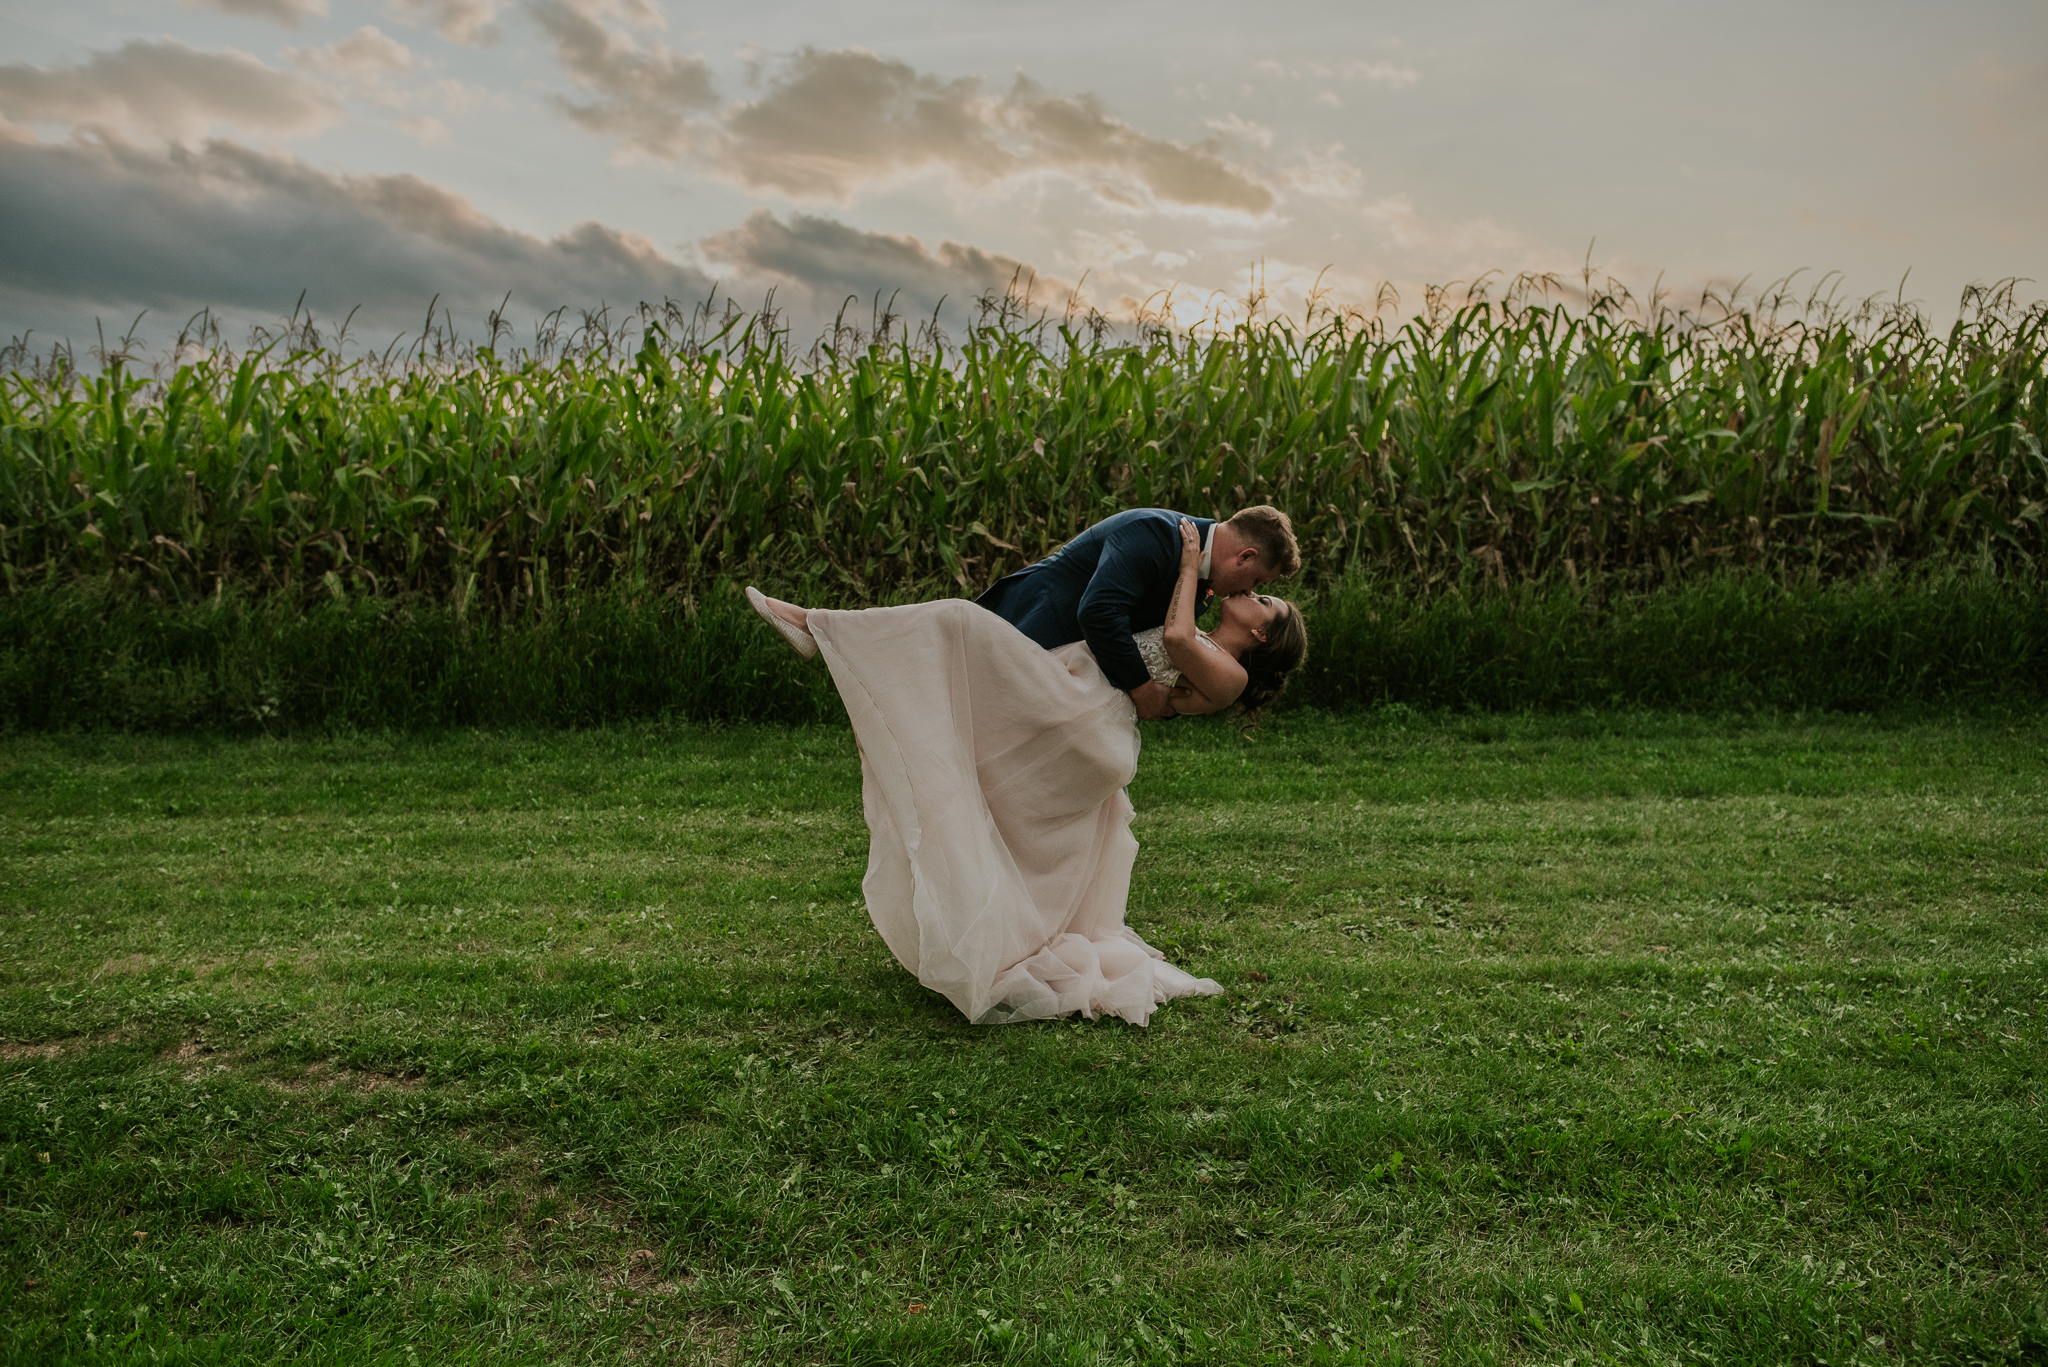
top-left (749, 518), bottom-right (1308, 1026)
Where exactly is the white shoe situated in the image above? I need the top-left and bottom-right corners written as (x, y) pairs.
top-left (747, 586), bottom-right (818, 660)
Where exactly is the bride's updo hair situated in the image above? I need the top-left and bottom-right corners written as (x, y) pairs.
top-left (1234, 600), bottom-right (1308, 730)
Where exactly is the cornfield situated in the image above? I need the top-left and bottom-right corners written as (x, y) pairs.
top-left (2, 278), bottom-right (2043, 615)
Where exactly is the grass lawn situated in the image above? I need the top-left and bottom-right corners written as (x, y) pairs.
top-left (2, 711), bottom-right (2044, 1365)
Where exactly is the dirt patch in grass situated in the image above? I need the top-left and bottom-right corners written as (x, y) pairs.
top-left (251, 1062), bottom-right (423, 1094)
top-left (615, 1246), bottom-right (695, 1295)
top-left (251, 951), bottom-right (323, 974)
top-left (626, 1310), bottom-right (739, 1366)
top-left (162, 1038), bottom-right (216, 1064)
top-left (254, 1060), bottom-right (337, 1092)
top-left (160, 1037), bottom-right (238, 1079)
top-left (5, 1026), bottom-right (158, 1062)
top-left (354, 1070), bottom-right (424, 1093)
top-left (0, 1041), bottom-right (67, 1061)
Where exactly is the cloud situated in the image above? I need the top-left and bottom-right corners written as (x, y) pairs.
top-left (286, 26), bottom-right (414, 116)
top-left (1355, 191), bottom-right (1549, 269)
top-left (0, 133), bottom-right (714, 337)
top-left (1256, 57), bottom-right (1420, 89)
top-left (1283, 142), bottom-right (1366, 202)
top-left (708, 49), bottom-right (1274, 214)
top-left (1004, 75), bottom-right (1274, 214)
top-left (1284, 142), bottom-right (1551, 274)
top-left (1343, 59), bottom-right (1420, 89)
top-left (1065, 228), bottom-right (1147, 268)
top-left (288, 26), bottom-right (415, 79)
top-left (178, 0), bottom-right (330, 29)
top-left (0, 38), bottom-right (341, 142)
top-left (384, 0), bottom-right (504, 45)
top-left (699, 210), bottom-right (1071, 327)
top-left (529, 0), bottom-right (716, 161)
top-left (285, 27), bottom-right (482, 143)
top-left (1203, 112), bottom-right (1274, 150)
top-left (717, 49), bottom-right (1008, 197)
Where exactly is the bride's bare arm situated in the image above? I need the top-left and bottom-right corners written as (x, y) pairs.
top-left (1162, 518), bottom-right (1247, 711)
top-left (1166, 682), bottom-right (1225, 715)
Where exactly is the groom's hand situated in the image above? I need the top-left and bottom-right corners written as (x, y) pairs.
top-left (1128, 681), bottom-right (1178, 721)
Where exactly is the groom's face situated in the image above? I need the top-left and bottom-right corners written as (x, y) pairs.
top-left (1209, 548), bottom-right (1276, 598)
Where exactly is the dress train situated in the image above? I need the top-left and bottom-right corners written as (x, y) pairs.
top-left (806, 598), bottom-right (1224, 1026)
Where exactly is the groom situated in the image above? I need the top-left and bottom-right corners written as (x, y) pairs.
top-left (977, 505), bottom-right (1300, 720)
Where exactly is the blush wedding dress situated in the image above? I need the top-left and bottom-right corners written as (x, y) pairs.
top-left (803, 598), bottom-right (1224, 1026)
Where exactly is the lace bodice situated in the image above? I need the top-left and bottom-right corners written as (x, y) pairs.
top-left (1133, 626), bottom-right (1222, 688)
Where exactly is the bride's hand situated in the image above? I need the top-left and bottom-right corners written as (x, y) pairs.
top-left (1177, 517), bottom-right (1201, 572)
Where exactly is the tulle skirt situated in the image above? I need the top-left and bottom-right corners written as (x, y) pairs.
top-left (806, 598), bottom-right (1224, 1026)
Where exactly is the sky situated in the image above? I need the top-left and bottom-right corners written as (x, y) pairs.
top-left (1, 0), bottom-right (2043, 356)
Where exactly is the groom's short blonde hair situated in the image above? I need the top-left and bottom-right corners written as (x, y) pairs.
top-left (1227, 505), bottom-right (1301, 577)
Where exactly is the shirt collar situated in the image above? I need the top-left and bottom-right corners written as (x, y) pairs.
top-left (1198, 523), bottom-right (1214, 579)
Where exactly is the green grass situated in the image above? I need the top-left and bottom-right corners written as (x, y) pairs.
top-left (4, 571), bottom-right (2043, 734)
top-left (2, 712), bottom-right (2045, 1364)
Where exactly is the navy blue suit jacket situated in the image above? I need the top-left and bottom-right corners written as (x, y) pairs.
top-left (976, 508), bottom-right (1212, 693)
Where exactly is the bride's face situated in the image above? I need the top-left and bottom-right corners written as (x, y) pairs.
top-left (1218, 591), bottom-right (1285, 646)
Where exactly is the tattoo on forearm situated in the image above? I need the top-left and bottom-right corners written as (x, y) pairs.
top-left (1166, 574), bottom-right (1185, 629)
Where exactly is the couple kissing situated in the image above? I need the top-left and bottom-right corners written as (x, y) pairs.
top-left (747, 505), bottom-right (1308, 1027)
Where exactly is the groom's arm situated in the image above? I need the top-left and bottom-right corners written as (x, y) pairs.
top-left (1076, 518), bottom-right (1175, 695)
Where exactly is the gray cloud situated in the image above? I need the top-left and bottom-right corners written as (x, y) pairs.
top-left (284, 27), bottom-right (486, 143)
top-left (0, 134), bottom-right (713, 340)
top-left (384, 0), bottom-right (504, 46)
top-left (711, 49), bottom-right (1273, 214)
top-left (521, 36), bottom-right (1274, 213)
top-left (287, 26), bottom-right (415, 79)
top-left (529, 0), bottom-right (715, 161)
top-left (177, 0), bottom-right (330, 29)
top-left (0, 39), bottom-right (340, 142)
top-left (699, 210), bottom-right (1073, 332)
top-left (1003, 75), bottom-right (1274, 214)
top-left (286, 25), bottom-right (449, 140)
top-left (719, 50), bottom-right (1011, 198)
